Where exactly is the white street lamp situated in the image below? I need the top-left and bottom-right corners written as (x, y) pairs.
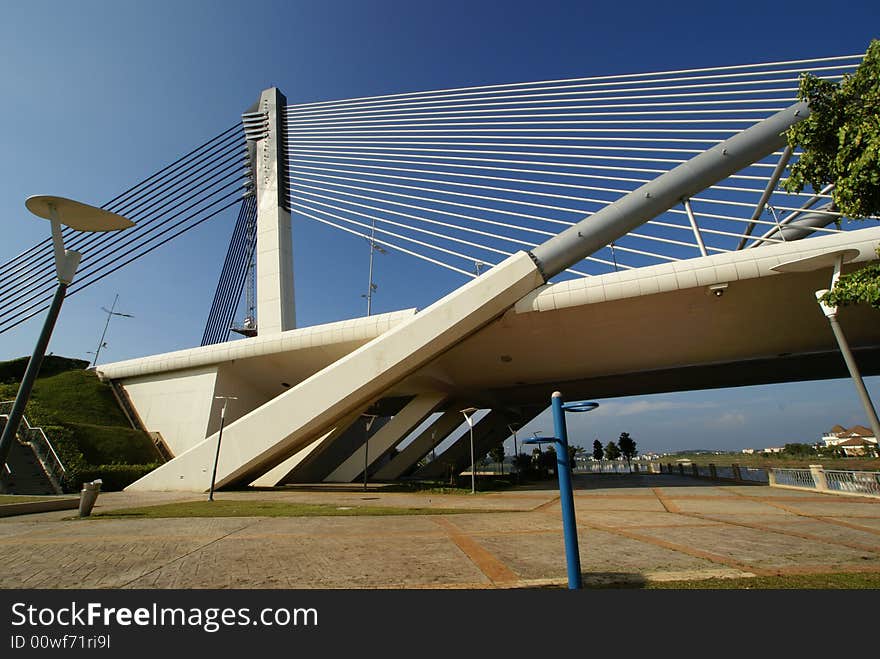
top-left (771, 248), bottom-right (880, 442)
top-left (460, 407), bottom-right (478, 494)
top-left (0, 196), bottom-right (132, 473)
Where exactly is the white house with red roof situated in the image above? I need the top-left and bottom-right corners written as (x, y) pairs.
top-left (822, 425), bottom-right (878, 457)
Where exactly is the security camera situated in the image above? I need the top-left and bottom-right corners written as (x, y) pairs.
top-left (708, 283), bottom-right (728, 297)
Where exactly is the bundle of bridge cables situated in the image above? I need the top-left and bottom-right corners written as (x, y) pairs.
top-left (1, 53), bottom-right (874, 346)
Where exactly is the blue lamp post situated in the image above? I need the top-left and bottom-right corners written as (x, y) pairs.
top-left (525, 391), bottom-right (598, 590)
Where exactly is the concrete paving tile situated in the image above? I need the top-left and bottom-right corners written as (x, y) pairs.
top-left (432, 511), bottom-right (560, 535)
top-left (657, 486), bottom-right (743, 497)
top-left (637, 524), bottom-right (879, 570)
top-left (478, 528), bottom-right (726, 581)
top-left (125, 529), bottom-right (487, 589)
top-left (773, 500), bottom-right (880, 518)
top-left (0, 479), bottom-right (877, 589)
top-left (755, 519), bottom-right (880, 549)
top-left (573, 497), bottom-right (666, 512)
top-left (833, 517), bottom-right (880, 531)
top-left (578, 511), bottom-right (721, 528)
top-left (672, 498), bottom-right (793, 515)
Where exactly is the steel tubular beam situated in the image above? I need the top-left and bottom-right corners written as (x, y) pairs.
top-left (529, 102), bottom-right (810, 280)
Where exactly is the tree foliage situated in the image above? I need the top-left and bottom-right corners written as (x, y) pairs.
top-left (592, 439), bottom-right (604, 460)
top-left (618, 432), bottom-right (637, 471)
top-left (489, 445), bottom-right (505, 473)
top-left (604, 441), bottom-right (621, 461)
top-left (783, 41), bottom-right (880, 309)
top-left (512, 452), bottom-right (531, 474)
top-left (783, 40), bottom-right (880, 218)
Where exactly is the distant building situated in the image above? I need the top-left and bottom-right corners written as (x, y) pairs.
top-left (741, 448), bottom-right (756, 454)
top-left (761, 447), bottom-right (784, 454)
top-left (822, 425), bottom-right (878, 457)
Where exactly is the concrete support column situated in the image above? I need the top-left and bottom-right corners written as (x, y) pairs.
top-left (373, 410), bottom-right (464, 481)
top-left (325, 393), bottom-right (447, 483)
top-left (767, 469), bottom-right (777, 486)
top-left (255, 87), bottom-right (295, 335)
top-left (809, 464), bottom-right (829, 492)
top-left (709, 463), bottom-right (717, 479)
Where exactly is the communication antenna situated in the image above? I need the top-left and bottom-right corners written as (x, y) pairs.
top-left (89, 294), bottom-right (134, 366)
top-left (362, 217), bottom-right (386, 316)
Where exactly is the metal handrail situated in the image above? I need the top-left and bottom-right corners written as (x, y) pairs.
top-left (0, 400), bottom-right (66, 493)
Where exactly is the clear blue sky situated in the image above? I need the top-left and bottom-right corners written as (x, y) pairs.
top-left (1, 0), bottom-right (878, 453)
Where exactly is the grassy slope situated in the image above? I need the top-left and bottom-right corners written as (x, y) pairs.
top-left (0, 356), bottom-right (160, 490)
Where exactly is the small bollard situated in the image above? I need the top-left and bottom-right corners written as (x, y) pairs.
top-left (78, 479), bottom-right (102, 517)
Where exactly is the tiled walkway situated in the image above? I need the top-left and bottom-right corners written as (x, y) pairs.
top-left (1, 474), bottom-right (877, 588)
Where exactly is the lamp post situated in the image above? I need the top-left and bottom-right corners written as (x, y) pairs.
top-left (771, 249), bottom-right (880, 443)
top-left (507, 422), bottom-right (521, 481)
top-left (209, 395), bottom-right (238, 501)
top-left (0, 196), bottom-right (132, 473)
top-left (362, 413), bottom-right (378, 490)
top-left (460, 407), bottom-right (478, 493)
top-left (507, 422), bottom-right (520, 462)
top-left (525, 392), bottom-right (598, 590)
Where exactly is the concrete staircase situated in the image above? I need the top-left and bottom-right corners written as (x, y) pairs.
top-left (0, 418), bottom-right (58, 495)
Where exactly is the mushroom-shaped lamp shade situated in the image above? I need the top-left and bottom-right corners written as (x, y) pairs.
top-left (25, 195), bottom-right (134, 231)
top-left (770, 249), bottom-right (860, 274)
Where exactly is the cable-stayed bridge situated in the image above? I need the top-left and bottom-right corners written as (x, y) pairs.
top-left (3, 53), bottom-right (878, 490)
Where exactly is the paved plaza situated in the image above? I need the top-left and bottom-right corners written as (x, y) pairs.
top-left (1, 474), bottom-right (879, 589)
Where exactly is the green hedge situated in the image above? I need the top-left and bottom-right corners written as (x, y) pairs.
top-left (69, 463), bottom-right (160, 492)
top-left (27, 370), bottom-right (131, 427)
top-left (0, 355), bottom-right (89, 384)
top-left (41, 424), bottom-right (159, 492)
top-left (64, 423), bottom-right (159, 465)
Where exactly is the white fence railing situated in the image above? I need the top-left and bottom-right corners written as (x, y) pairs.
top-left (576, 461), bottom-right (660, 474)
top-left (658, 460), bottom-right (879, 499)
top-left (824, 469), bottom-right (880, 497)
top-left (772, 468), bottom-right (816, 489)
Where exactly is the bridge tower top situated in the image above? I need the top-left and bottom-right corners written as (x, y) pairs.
top-left (244, 87), bottom-right (295, 335)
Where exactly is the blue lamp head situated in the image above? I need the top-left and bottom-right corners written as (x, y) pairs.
top-left (562, 401), bottom-right (599, 413)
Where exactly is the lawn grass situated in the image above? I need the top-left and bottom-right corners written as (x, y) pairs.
top-left (0, 495), bottom-right (58, 504)
top-left (641, 572), bottom-right (880, 589)
top-left (92, 500), bottom-right (496, 519)
top-left (382, 477), bottom-right (520, 495)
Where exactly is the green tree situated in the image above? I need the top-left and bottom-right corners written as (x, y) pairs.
top-left (489, 444), bottom-right (505, 474)
top-left (512, 452), bottom-right (531, 475)
top-left (571, 445), bottom-right (586, 470)
top-left (604, 441), bottom-right (621, 461)
top-left (618, 432), bottom-right (638, 472)
top-left (783, 41), bottom-right (880, 308)
top-left (783, 443), bottom-right (816, 456)
top-left (592, 439), bottom-right (604, 460)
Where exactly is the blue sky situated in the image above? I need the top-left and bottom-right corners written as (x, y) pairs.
top-left (1, 0), bottom-right (878, 454)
